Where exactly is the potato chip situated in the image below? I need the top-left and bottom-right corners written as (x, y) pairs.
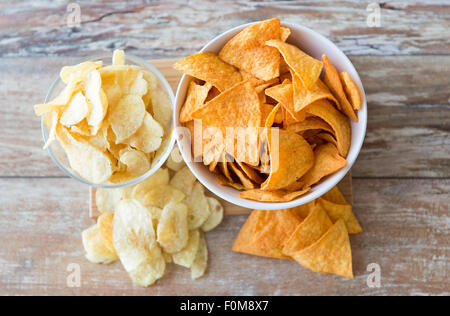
top-left (266, 39), bottom-right (323, 89)
top-left (322, 54), bottom-right (358, 122)
top-left (166, 147), bottom-right (185, 172)
top-left (112, 49), bottom-right (125, 66)
top-left (219, 18), bottom-right (281, 80)
top-left (82, 224), bottom-right (118, 264)
top-left (286, 116), bottom-right (334, 135)
top-left (60, 91), bottom-right (89, 126)
top-left (292, 73), bottom-right (338, 113)
top-left (141, 185), bottom-right (186, 209)
top-left (109, 95), bottom-right (146, 142)
top-left (128, 248), bottom-right (166, 287)
top-left (174, 52), bottom-right (242, 92)
top-left (120, 149), bottom-right (150, 176)
top-left (125, 113), bottom-right (163, 154)
top-left (142, 70), bottom-right (158, 110)
top-left (180, 81), bottom-right (211, 123)
top-left (151, 89), bottom-right (172, 130)
top-left (184, 182), bottom-right (211, 230)
top-left (201, 197), bottom-right (224, 232)
top-left (340, 72), bottom-right (362, 110)
top-left (169, 166), bottom-right (197, 196)
top-left (157, 202), bottom-right (189, 253)
top-left (318, 198), bottom-right (362, 234)
top-left (162, 251), bottom-right (173, 263)
top-left (34, 76), bottom-right (78, 116)
top-left (43, 110), bottom-right (59, 149)
top-left (291, 219), bottom-right (353, 278)
top-left (84, 70), bottom-right (109, 135)
top-left (129, 71), bottom-right (149, 97)
top-left (322, 186), bottom-right (347, 205)
top-left (302, 143), bottom-right (347, 187)
top-left (282, 203), bottom-right (333, 255)
top-left (60, 61), bottom-right (103, 84)
top-left (173, 229), bottom-right (200, 268)
top-left (98, 213), bottom-right (115, 253)
top-left (132, 168), bottom-right (170, 201)
top-left (306, 99), bottom-right (351, 158)
top-left (191, 231), bottom-right (208, 279)
top-left (239, 187), bottom-right (310, 202)
top-left (261, 130), bottom-right (314, 191)
top-left (96, 187), bottom-right (132, 214)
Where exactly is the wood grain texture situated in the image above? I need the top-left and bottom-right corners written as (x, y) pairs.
top-left (0, 178), bottom-right (447, 296)
top-left (0, 57), bottom-right (448, 178)
top-left (0, 0), bottom-right (449, 57)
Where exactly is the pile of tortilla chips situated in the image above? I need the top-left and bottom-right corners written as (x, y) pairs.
top-left (174, 18), bottom-right (362, 202)
top-left (233, 186), bottom-right (362, 278)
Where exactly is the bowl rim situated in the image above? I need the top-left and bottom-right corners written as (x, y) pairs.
top-left (174, 21), bottom-right (367, 210)
top-left (42, 52), bottom-right (176, 189)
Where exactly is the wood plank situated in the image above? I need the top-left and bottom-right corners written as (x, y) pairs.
top-left (0, 56), bottom-right (448, 178)
top-left (0, 1), bottom-right (449, 57)
top-left (0, 178), bottom-right (448, 295)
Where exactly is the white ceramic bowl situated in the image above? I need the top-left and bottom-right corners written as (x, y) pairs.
top-left (42, 53), bottom-right (176, 189)
top-left (174, 22), bottom-right (367, 210)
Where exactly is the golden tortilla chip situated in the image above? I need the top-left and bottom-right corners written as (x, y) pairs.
top-left (306, 99), bottom-right (351, 157)
top-left (322, 186), bottom-right (347, 205)
top-left (283, 202), bottom-right (333, 255)
top-left (236, 161), bottom-right (265, 185)
top-left (322, 54), bottom-right (358, 122)
top-left (262, 130), bottom-right (314, 191)
top-left (261, 103), bottom-right (283, 127)
top-left (266, 39), bottom-right (323, 89)
top-left (317, 132), bottom-right (337, 147)
top-left (340, 72), bottom-right (362, 110)
top-left (180, 81), bottom-right (212, 123)
top-left (173, 52), bottom-right (242, 92)
top-left (264, 103), bottom-right (282, 129)
top-left (216, 174), bottom-right (246, 190)
top-left (219, 18), bottom-right (281, 81)
top-left (302, 143), bottom-right (347, 187)
top-left (265, 80), bottom-right (296, 118)
top-left (291, 219), bottom-right (353, 278)
top-left (318, 198), bottom-right (362, 234)
top-left (290, 201), bottom-right (316, 219)
top-left (292, 73), bottom-right (338, 112)
top-left (280, 27), bottom-right (291, 42)
top-left (239, 187), bottom-right (310, 202)
top-left (286, 116), bottom-right (334, 135)
top-left (228, 161), bottom-right (256, 189)
top-left (283, 107), bottom-right (307, 126)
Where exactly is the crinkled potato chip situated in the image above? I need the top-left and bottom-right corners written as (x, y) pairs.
top-left (82, 224), bottom-right (118, 264)
top-left (318, 198), bottom-right (362, 234)
top-left (125, 113), bottom-right (163, 154)
top-left (34, 76), bottom-right (78, 116)
top-left (119, 149), bottom-right (150, 176)
top-left (219, 18), bottom-right (281, 81)
top-left (157, 202), bottom-right (189, 253)
top-left (98, 213), bottom-right (116, 253)
top-left (262, 130), bottom-right (314, 191)
top-left (184, 182), bottom-right (211, 230)
top-left (201, 197), bottom-right (224, 232)
top-left (191, 231), bottom-right (208, 279)
top-left (239, 187), bottom-right (310, 202)
top-left (322, 54), bottom-right (358, 122)
top-left (173, 229), bottom-right (200, 268)
top-left (266, 39), bottom-right (323, 89)
top-left (166, 147), bottom-right (185, 172)
top-left (291, 219), bottom-right (353, 278)
top-left (180, 81), bottom-right (211, 123)
top-left (170, 166), bottom-right (197, 196)
top-left (306, 99), bottom-right (351, 157)
top-left (109, 94), bottom-right (146, 142)
top-left (174, 52), bottom-right (242, 92)
top-left (60, 91), bottom-right (89, 126)
top-left (340, 72), bottom-right (362, 110)
top-left (302, 143), bottom-right (347, 187)
top-left (131, 167), bottom-right (170, 205)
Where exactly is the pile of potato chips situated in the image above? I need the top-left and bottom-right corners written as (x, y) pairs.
top-left (233, 186), bottom-right (362, 278)
top-left (82, 148), bottom-right (224, 287)
top-left (34, 50), bottom-right (172, 184)
top-left (174, 18), bottom-right (362, 202)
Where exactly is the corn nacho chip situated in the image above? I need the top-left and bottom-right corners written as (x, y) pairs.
top-left (219, 18), bottom-right (281, 81)
top-left (322, 185), bottom-right (347, 205)
top-left (228, 161), bottom-right (256, 189)
top-left (306, 99), bottom-right (351, 157)
top-left (322, 54), bottom-right (358, 122)
top-left (265, 80), bottom-right (296, 118)
top-left (180, 81), bottom-right (212, 123)
top-left (157, 202), bottom-right (189, 253)
top-left (261, 103), bottom-right (283, 127)
top-left (286, 116), bottom-right (334, 135)
top-left (318, 198), bottom-right (362, 234)
top-left (280, 27), bottom-right (291, 42)
top-left (340, 72), bottom-right (362, 110)
top-left (266, 39), bottom-right (323, 89)
top-left (173, 52), bottom-right (242, 92)
top-left (291, 219), bottom-right (353, 278)
top-left (236, 161), bottom-right (265, 185)
top-left (292, 74), bottom-right (338, 113)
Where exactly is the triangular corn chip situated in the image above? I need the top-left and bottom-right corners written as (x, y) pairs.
top-left (180, 81), bottom-right (212, 123)
top-left (322, 186), bottom-right (347, 205)
top-left (318, 198), bottom-right (362, 234)
top-left (292, 73), bottom-right (338, 112)
top-left (340, 72), bottom-right (362, 110)
top-left (286, 116), bottom-right (334, 135)
top-left (239, 187), bottom-right (310, 202)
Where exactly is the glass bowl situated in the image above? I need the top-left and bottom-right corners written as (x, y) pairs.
top-left (42, 53), bottom-right (176, 189)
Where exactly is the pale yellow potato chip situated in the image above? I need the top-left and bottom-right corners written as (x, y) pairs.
top-left (60, 91), bottom-right (89, 126)
top-left (98, 213), bottom-right (115, 253)
top-left (166, 147), bottom-right (185, 172)
top-left (142, 70), bottom-right (159, 110)
top-left (132, 168), bottom-right (170, 201)
top-left (191, 231), bottom-right (208, 280)
top-left (169, 166), bottom-right (197, 196)
top-left (96, 187), bottom-right (132, 214)
top-left (157, 202), bottom-right (189, 253)
top-left (43, 110), bottom-right (59, 149)
top-left (201, 197), bottom-right (224, 232)
top-left (151, 127), bottom-right (174, 169)
top-left (147, 205), bottom-right (163, 223)
top-left (124, 113), bottom-right (163, 154)
top-left (173, 229), bottom-right (200, 268)
top-left (140, 185), bottom-right (186, 209)
top-left (162, 251), bottom-right (173, 263)
top-left (119, 149), bottom-right (150, 176)
top-left (184, 182), bottom-right (211, 230)
top-left (151, 90), bottom-right (172, 130)
top-left (84, 70), bottom-right (108, 135)
top-left (128, 245), bottom-right (166, 287)
top-left (109, 94), bottom-right (146, 142)
top-left (34, 76), bottom-right (78, 116)
top-left (82, 224), bottom-right (118, 264)
top-left (112, 49), bottom-right (125, 66)
top-left (129, 71), bottom-right (148, 97)
top-left (60, 61), bottom-right (103, 84)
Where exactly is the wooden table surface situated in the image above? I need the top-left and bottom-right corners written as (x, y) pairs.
top-left (0, 0), bottom-right (448, 296)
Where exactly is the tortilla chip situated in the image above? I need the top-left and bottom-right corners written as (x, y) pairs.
top-left (239, 187), bottom-right (310, 202)
top-left (263, 103), bottom-right (282, 130)
top-left (302, 143), bottom-right (347, 187)
top-left (292, 73), bottom-right (338, 112)
top-left (322, 186), bottom-right (347, 205)
top-left (266, 39), bottom-right (323, 89)
top-left (265, 80), bottom-right (296, 117)
top-left (318, 198), bottom-right (362, 234)
top-left (280, 27), bottom-right (291, 42)
top-left (283, 107), bottom-right (307, 126)
top-left (180, 81), bottom-right (212, 123)
top-left (262, 130), bottom-right (314, 191)
top-left (216, 174), bottom-right (246, 191)
top-left (306, 99), bottom-right (351, 157)
top-left (340, 72), bottom-right (362, 110)
top-left (290, 201), bottom-right (316, 219)
top-left (228, 161), bottom-right (256, 189)
top-left (286, 116), bottom-right (334, 135)
top-left (322, 54), bottom-right (358, 122)
top-left (205, 86), bottom-right (221, 102)
top-left (283, 202), bottom-right (333, 255)
top-left (219, 18), bottom-right (281, 81)
top-left (219, 152), bottom-right (233, 182)
top-left (291, 219), bottom-right (353, 278)
top-left (174, 52), bottom-right (242, 92)
top-left (236, 161), bottom-right (265, 185)
top-left (261, 103), bottom-right (283, 127)
top-left (317, 132), bottom-right (337, 147)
